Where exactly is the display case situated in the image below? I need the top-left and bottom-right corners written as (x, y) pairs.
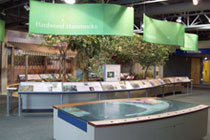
top-left (53, 98), bottom-right (209, 140)
top-left (17, 76), bottom-right (192, 114)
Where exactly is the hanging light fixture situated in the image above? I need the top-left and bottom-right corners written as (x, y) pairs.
top-left (64, 0), bottom-right (76, 4)
top-left (176, 16), bottom-right (182, 23)
top-left (192, 0), bottom-right (199, 5)
top-left (1, 11), bottom-right (6, 16)
top-left (141, 23), bottom-right (144, 29)
top-left (24, 3), bottom-right (30, 11)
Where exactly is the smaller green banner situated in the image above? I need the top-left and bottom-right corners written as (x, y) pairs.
top-left (181, 33), bottom-right (198, 52)
top-left (143, 14), bottom-right (185, 47)
top-left (0, 19), bottom-right (5, 42)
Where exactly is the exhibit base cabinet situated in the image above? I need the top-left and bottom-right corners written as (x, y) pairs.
top-left (21, 94), bottom-right (98, 110)
top-left (53, 98), bottom-right (209, 140)
top-left (53, 109), bottom-right (208, 140)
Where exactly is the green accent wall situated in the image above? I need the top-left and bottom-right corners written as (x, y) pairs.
top-left (0, 19), bottom-right (5, 42)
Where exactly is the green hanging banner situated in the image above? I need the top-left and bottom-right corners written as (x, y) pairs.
top-left (143, 14), bottom-right (185, 46)
top-left (181, 33), bottom-right (198, 52)
top-left (29, 0), bottom-right (134, 36)
top-left (0, 19), bottom-right (5, 42)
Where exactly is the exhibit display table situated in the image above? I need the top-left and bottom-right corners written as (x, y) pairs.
top-left (16, 76), bottom-right (192, 116)
top-left (53, 98), bottom-right (209, 140)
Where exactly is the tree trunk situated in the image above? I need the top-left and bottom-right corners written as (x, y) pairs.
top-left (144, 66), bottom-right (150, 79)
top-left (83, 68), bottom-right (89, 82)
top-left (59, 57), bottom-right (62, 80)
top-left (129, 61), bottom-right (134, 75)
top-left (62, 57), bottom-right (66, 82)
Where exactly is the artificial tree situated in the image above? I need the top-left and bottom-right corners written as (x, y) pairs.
top-left (115, 34), bottom-right (176, 79)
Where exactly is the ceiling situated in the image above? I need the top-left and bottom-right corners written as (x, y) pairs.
top-left (0, 0), bottom-right (210, 40)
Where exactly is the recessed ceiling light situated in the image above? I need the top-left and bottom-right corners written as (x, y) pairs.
top-left (64, 0), bottom-right (76, 4)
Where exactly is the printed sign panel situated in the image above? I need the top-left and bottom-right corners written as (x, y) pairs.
top-left (181, 33), bottom-right (198, 52)
top-left (63, 82), bottom-right (103, 92)
top-left (19, 82), bottom-right (62, 92)
top-left (144, 14), bottom-right (185, 47)
top-left (104, 64), bottom-right (121, 82)
top-left (29, 0), bottom-right (134, 36)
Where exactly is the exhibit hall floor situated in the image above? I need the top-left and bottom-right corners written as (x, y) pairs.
top-left (0, 88), bottom-right (210, 140)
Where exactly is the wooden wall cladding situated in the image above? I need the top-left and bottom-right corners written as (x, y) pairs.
top-left (191, 58), bottom-right (201, 84)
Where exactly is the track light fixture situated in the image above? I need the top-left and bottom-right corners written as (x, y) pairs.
top-left (176, 16), bottom-right (182, 23)
top-left (24, 3), bottom-right (30, 11)
top-left (141, 23), bottom-right (144, 29)
top-left (1, 11), bottom-right (6, 16)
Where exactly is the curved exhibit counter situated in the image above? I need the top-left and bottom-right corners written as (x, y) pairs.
top-left (53, 98), bottom-right (209, 140)
top-left (13, 76), bottom-right (193, 116)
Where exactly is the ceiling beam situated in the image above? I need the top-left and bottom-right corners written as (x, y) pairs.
top-left (0, 0), bottom-right (10, 4)
top-left (111, 0), bottom-right (144, 5)
top-left (136, 1), bottom-right (210, 17)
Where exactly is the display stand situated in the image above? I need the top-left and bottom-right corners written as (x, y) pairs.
top-left (53, 98), bottom-right (209, 140)
top-left (17, 77), bottom-right (193, 116)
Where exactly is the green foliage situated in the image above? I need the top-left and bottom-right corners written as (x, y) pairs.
top-left (114, 34), bottom-right (143, 64)
top-left (67, 76), bottom-right (82, 82)
top-left (133, 71), bottom-right (154, 80)
top-left (42, 34), bottom-right (176, 81)
top-left (44, 77), bottom-right (61, 82)
top-left (115, 34), bottom-right (176, 78)
top-left (42, 35), bottom-right (78, 81)
top-left (71, 35), bottom-right (121, 81)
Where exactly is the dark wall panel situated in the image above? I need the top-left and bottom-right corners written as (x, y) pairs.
top-left (164, 55), bottom-right (191, 78)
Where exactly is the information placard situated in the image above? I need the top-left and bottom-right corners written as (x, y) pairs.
top-left (148, 79), bottom-right (161, 86)
top-left (129, 81), bottom-right (142, 89)
top-left (63, 82), bottom-right (103, 92)
top-left (157, 79), bottom-right (165, 85)
top-left (138, 80), bottom-right (153, 88)
top-left (20, 82), bottom-right (62, 92)
top-left (119, 81), bottom-right (133, 90)
top-left (175, 77), bottom-right (191, 82)
top-left (104, 64), bottom-right (121, 82)
top-left (162, 78), bottom-right (171, 84)
top-left (101, 82), bottom-right (122, 91)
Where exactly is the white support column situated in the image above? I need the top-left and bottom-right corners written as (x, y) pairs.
top-left (159, 66), bottom-right (164, 78)
top-left (25, 55), bottom-right (28, 81)
top-left (11, 47), bottom-right (15, 83)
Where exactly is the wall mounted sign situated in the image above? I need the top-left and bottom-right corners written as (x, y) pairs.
top-left (181, 33), bottom-right (198, 52)
top-left (29, 0), bottom-right (134, 36)
top-left (0, 19), bottom-right (5, 42)
top-left (143, 14), bottom-right (185, 47)
top-left (104, 64), bottom-right (121, 82)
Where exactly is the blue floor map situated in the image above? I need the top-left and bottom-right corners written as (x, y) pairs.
top-left (59, 98), bottom-right (197, 122)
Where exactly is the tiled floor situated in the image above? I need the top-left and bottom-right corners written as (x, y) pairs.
top-left (0, 88), bottom-right (210, 140)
